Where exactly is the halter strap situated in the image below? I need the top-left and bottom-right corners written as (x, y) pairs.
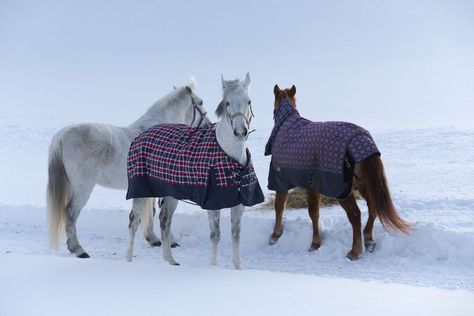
top-left (191, 102), bottom-right (207, 127)
top-left (225, 103), bottom-right (255, 139)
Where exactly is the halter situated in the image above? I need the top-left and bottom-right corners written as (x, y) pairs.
top-left (225, 102), bottom-right (255, 138)
top-left (191, 101), bottom-right (207, 127)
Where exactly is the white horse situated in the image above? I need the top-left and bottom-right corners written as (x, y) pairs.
top-left (126, 74), bottom-right (257, 269)
top-left (47, 80), bottom-right (210, 258)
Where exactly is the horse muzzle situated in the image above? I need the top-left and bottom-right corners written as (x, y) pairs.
top-left (233, 126), bottom-right (249, 140)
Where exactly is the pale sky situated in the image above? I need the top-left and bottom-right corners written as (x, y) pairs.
top-left (1, 0), bottom-right (473, 130)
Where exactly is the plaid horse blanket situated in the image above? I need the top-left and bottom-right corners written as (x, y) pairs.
top-left (126, 123), bottom-right (264, 210)
top-left (265, 99), bottom-right (380, 199)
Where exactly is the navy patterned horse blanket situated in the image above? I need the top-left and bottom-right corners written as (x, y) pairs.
top-left (126, 123), bottom-right (264, 210)
top-left (265, 99), bottom-right (380, 199)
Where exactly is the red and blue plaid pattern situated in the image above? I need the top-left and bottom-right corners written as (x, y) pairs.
top-left (127, 123), bottom-right (257, 188)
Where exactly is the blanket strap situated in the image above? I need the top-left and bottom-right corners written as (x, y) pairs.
top-left (158, 197), bottom-right (199, 208)
top-left (345, 157), bottom-right (360, 180)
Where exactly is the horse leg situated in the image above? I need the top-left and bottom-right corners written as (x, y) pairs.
top-left (355, 164), bottom-right (377, 253)
top-left (363, 207), bottom-right (377, 253)
top-left (269, 190), bottom-right (288, 245)
top-left (339, 194), bottom-right (363, 260)
top-left (143, 198), bottom-right (180, 248)
top-left (170, 232), bottom-right (180, 248)
top-left (65, 205), bottom-right (88, 258)
top-left (126, 198), bottom-right (147, 262)
top-left (231, 204), bottom-right (244, 270)
top-left (167, 198), bottom-right (180, 248)
top-left (159, 197), bottom-right (179, 266)
top-left (65, 183), bottom-right (95, 258)
top-left (306, 189), bottom-right (321, 251)
top-left (142, 198), bottom-right (161, 247)
top-left (207, 209), bottom-right (221, 266)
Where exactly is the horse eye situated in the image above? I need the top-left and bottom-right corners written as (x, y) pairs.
top-left (226, 101), bottom-right (230, 106)
top-left (199, 100), bottom-right (203, 106)
top-left (248, 100), bottom-right (251, 105)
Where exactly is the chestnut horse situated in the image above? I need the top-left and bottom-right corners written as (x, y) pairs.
top-left (267, 85), bottom-right (410, 260)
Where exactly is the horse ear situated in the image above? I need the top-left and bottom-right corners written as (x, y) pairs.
top-left (215, 100), bottom-right (225, 118)
top-left (188, 75), bottom-right (197, 91)
top-left (221, 74), bottom-right (226, 90)
top-left (273, 84), bottom-right (280, 96)
top-left (243, 72), bottom-right (251, 89)
top-left (288, 85), bottom-right (296, 97)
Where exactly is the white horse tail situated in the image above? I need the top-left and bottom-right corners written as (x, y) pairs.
top-left (47, 136), bottom-right (69, 250)
top-left (140, 198), bottom-right (156, 237)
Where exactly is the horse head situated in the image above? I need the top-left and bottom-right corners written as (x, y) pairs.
top-left (215, 73), bottom-right (254, 141)
top-left (273, 84), bottom-right (297, 110)
top-left (187, 88), bottom-right (209, 128)
top-left (172, 79), bottom-right (209, 128)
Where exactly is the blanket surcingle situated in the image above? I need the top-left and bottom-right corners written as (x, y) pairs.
top-left (126, 123), bottom-right (264, 210)
top-left (264, 99), bottom-right (380, 199)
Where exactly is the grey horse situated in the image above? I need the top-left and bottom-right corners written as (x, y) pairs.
top-left (126, 74), bottom-right (259, 269)
top-left (47, 80), bottom-right (210, 258)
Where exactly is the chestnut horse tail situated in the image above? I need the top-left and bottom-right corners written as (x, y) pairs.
top-left (363, 155), bottom-right (411, 234)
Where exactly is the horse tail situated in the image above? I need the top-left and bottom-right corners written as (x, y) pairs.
top-left (140, 198), bottom-right (156, 237)
top-left (47, 136), bottom-right (69, 250)
top-left (363, 155), bottom-right (411, 234)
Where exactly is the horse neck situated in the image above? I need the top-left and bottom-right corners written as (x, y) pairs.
top-left (128, 92), bottom-right (192, 132)
top-left (215, 119), bottom-right (247, 166)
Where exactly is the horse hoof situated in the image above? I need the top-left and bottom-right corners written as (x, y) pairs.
top-left (171, 242), bottom-right (180, 248)
top-left (151, 240), bottom-right (162, 247)
top-left (269, 236), bottom-right (279, 245)
top-left (308, 242), bottom-right (321, 252)
top-left (269, 230), bottom-right (283, 245)
top-left (365, 241), bottom-right (376, 253)
top-left (346, 251), bottom-right (361, 261)
top-left (150, 240), bottom-right (162, 247)
top-left (77, 252), bottom-right (90, 259)
top-left (171, 262), bottom-right (180, 266)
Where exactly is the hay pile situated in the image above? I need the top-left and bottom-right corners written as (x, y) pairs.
top-left (264, 187), bottom-right (362, 209)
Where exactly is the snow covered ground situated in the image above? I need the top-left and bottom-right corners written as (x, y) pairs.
top-left (1, 124), bottom-right (474, 315)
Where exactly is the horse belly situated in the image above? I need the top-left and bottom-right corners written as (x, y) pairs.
top-left (97, 162), bottom-right (129, 190)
